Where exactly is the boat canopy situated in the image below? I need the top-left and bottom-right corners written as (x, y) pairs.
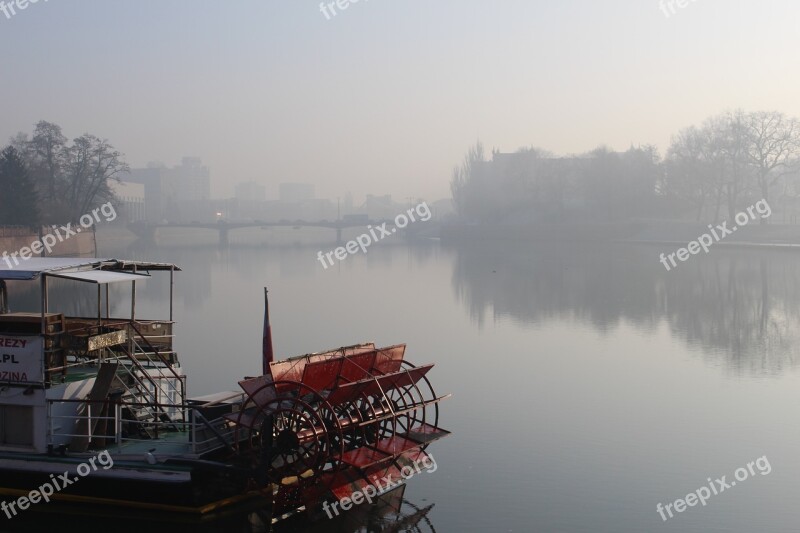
top-left (0, 258), bottom-right (181, 281)
top-left (47, 270), bottom-right (151, 284)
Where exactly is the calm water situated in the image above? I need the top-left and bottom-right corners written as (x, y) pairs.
top-left (31, 235), bottom-right (800, 531)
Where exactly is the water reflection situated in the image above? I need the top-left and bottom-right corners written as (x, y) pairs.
top-left (275, 491), bottom-right (437, 533)
top-left (5, 496), bottom-right (436, 533)
top-left (450, 242), bottom-right (800, 374)
top-left (11, 240), bottom-right (799, 379)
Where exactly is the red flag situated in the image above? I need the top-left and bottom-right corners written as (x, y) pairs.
top-left (262, 288), bottom-right (274, 374)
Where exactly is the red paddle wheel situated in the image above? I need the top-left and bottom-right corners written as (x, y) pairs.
top-left (227, 343), bottom-right (450, 519)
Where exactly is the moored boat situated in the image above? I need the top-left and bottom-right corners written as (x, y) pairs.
top-left (0, 258), bottom-right (449, 526)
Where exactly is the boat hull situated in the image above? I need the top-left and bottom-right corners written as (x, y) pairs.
top-left (0, 454), bottom-right (267, 525)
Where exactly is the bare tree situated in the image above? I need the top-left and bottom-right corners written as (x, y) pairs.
top-left (7, 121), bottom-right (127, 224)
top-left (707, 111), bottom-right (754, 221)
top-left (665, 126), bottom-right (717, 221)
top-left (450, 141), bottom-right (487, 219)
top-left (30, 121), bottom-right (67, 203)
top-left (663, 110), bottom-right (800, 223)
top-left (63, 134), bottom-right (127, 220)
top-left (745, 111), bottom-right (800, 223)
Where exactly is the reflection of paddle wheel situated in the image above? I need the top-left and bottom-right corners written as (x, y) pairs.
top-left (273, 484), bottom-right (438, 533)
top-left (379, 499), bottom-right (437, 533)
top-left (227, 343), bottom-right (450, 520)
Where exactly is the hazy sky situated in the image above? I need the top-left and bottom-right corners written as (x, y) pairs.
top-left (2, 0), bottom-right (799, 202)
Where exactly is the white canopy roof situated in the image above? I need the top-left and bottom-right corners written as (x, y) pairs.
top-left (0, 258), bottom-right (179, 281)
top-left (47, 270), bottom-right (150, 284)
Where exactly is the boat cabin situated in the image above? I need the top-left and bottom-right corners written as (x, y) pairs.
top-left (0, 258), bottom-right (189, 454)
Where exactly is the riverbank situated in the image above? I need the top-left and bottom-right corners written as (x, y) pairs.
top-left (441, 221), bottom-right (800, 248)
top-left (0, 227), bottom-right (96, 258)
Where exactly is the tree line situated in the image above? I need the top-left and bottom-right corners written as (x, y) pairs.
top-left (451, 110), bottom-right (800, 224)
top-left (0, 121), bottom-right (127, 227)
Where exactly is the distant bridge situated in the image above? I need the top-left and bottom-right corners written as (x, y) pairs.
top-left (128, 219), bottom-right (423, 245)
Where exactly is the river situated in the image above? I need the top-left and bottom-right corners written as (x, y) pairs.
top-left (25, 232), bottom-right (800, 532)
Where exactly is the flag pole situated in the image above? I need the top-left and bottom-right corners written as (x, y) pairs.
top-left (262, 288), bottom-right (274, 374)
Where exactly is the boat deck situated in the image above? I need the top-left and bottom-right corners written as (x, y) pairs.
top-left (102, 430), bottom-right (194, 456)
top-left (61, 362), bottom-right (175, 384)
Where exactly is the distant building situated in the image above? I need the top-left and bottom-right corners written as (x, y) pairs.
top-left (122, 165), bottom-right (164, 223)
top-left (279, 183), bottom-right (315, 203)
top-left (466, 150), bottom-right (650, 223)
top-left (172, 157), bottom-right (211, 204)
top-left (123, 157), bottom-right (212, 223)
top-left (108, 181), bottom-right (145, 224)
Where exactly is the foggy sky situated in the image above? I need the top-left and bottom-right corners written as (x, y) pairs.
top-left (2, 0), bottom-right (798, 202)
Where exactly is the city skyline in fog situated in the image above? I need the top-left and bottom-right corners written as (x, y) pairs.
top-left (2, 0), bottom-right (799, 202)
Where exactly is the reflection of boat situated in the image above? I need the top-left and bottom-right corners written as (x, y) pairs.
top-left (0, 258), bottom-right (450, 525)
top-left (275, 484), bottom-right (438, 533)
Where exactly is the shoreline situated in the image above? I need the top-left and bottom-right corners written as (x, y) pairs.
top-left (441, 222), bottom-right (800, 249)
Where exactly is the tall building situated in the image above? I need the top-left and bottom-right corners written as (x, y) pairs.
top-left (122, 164), bottom-right (164, 223)
top-left (123, 158), bottom-right (212, 223)
top-left (171, 157), bottom-right (211, 203)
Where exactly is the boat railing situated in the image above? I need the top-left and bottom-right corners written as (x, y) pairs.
top-left (54, 318), bottom-right (187, 416)
top-left (111, 353), bottom-right (186, 423)
top-left (46, 397), bottom-right (239, 457)
top-left (48, 354), bottom-right (186, 430)
top-left (62, 318), bottom-right (175, 352)
top-left (127, 322), bottom-right (185, 404)
top-left (45, 314), bottom-right (238, 456)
